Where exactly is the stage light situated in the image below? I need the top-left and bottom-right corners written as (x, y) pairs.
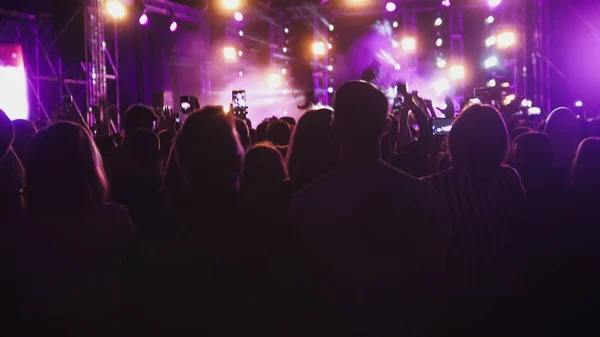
top-left (485, 36), bottom-right (497, 48)
top-left (487, 79), bottom-right (496, 87)
top-left (436, 58), bottom-right (447, 68)
top-left (488, 0), bottom-right (501, 7)
top-left (528, 107), bottom-right (541, 115)
top-left (401, 37), bottom-right (416, 52)
top-left (449, 65), bottom-right (465, 80)
top-left (485, 16), bottom-right (495, 24)
top-left (139, 13), bottom-right (148, 25)
top-left (497, 32), bottom-right (516, 48)
top-left (434, 17), bottom-right (443, 26)
top-left (284, 27), bottom-right (289, 34)
top-left (312, 41), bottom-right (326, 55)
top-left (234, 12), bottom-right (243, 21)
top-left (328, 87), bottom-right (334, 93)
top-left (432, 78), bottom-right (450, 95)
top-left (223, 0), bottom-right (240, 10)
top-left (441, 0), bottom-right (451, 6)
top-left (0, 44), bottom-right (28, 120)
top-left (282, 47), bottom-right (288, 53)
top-left (329, 24), bottom-right (334, 31)
top-left (223, 46), bottom-right (237, 60)
top-left (436, 38), bottom-right (443, 47)
top-left (575, 100), bottom-right (583, 107)
top-left (394, 64), bottom-right (401, 70)
top-left (238, 30), bottom-right (244, 36)
top-left (281, 68), bottom-right (287, 75)
top-left (238, 71), bottom-right (243, 76)
top-left (392, 40), bottom-right (399, 48)
top-left (169, 20), bottom-right (178, 32)
top-left (106, 1), bottom-right (125, 19)
top-left (238, 50), bottom-right (243, 56)
top-left (327, 65), bottom-right (333, 71)
top-left (392, 21), bottom-right (399, 28)
top-left (521, 99), bottom-right (532, 108)
top-left (267, 73), bottom-right (282, 88)
top-left (328, 43), bottom-right (333, 50)
top-left (385, 2), bottom-right (396, 12)
top-left (484, 56), bottom-right (498, 69)
top-left (501, 81), bottom-right (510, 88)
top-left (503, 94), bottom-right (515, 105)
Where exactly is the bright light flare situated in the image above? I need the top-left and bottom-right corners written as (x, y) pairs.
top-left (267, 73), bottom-right (282, 88)
top-left (169, 20), bottom-right (178, 32)
top-left (139, 13), bottom-right (148, 25)
top-left (503, 94), bottom-right (516, 105)
top-left (575, 100), bottom-right (583, 107)
top-left (485, 36), bottom-right (497, 48)
top-left (234, 12), bottom-right (243, 21)
top-left (223, 0), bottom-right (240, 10)
top-left (394, 64), bottom-right (401, 70)
top-left (312, 41), bottom-right (326, 55)
top-left (328, 87), bottom-right (334, 93)
top-left (0, 44), bottom-right (28, 120)
top-left (436, 58), bottom-right (447, 68)
top-left (436, 38), bottom-right (443, 47)
top-left (488, 0), bottom-right (502, 7)
top-left (223, 46), bottom-right (237, 60)
top-left (449, 65), bottom-right (465, 80)
top-left (434, 17), bottom-right (443, 26)
top-left (497, 31), bottom-right (516, 48)
top-left (401, 37), bottom-right (416, 52)
top-left (106, 0), bottom-right (125, 19)
top-left (441, 0), bottom-right (451, 6)
top-left (385, 2), bottom-right (396, 12)
top-left (392, 21), bottom-right (399, 28)
top-left (484, 56), bottom-right (498, 69)
top-left (487, 79), bottom-right (496, 87)
top-left (485, 16), bottom-right (495, 24)
top-left (432, 78), bottom-right (450, 96)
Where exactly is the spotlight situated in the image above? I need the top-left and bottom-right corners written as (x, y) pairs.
top-left (434, 17), bottom-right (443, 26)
top-left (436, 38), bottom-right (443, 47)
top-left (575, 100), bottom-right (583, 107)
top-left (449, 65), bottom-right (465, 80)
top-left (327, 65), bottom-right (333, 71)
top-left (528, 107), bottom-right (541, 115)
top-left (401, 37), bottom-right (416, 52)
top-left (223, 0), bottom-right (240, 10)
top-left (487, 79), bottom-right (497, 87)
top-left (281, 68), bottom-right (287, 75)
top-left (485, 36), bottom-right (497, 48)
top-left (432, 78), bottom-right (450, 95)
top-left (238, 50), bottom-right (243, 56)
top-left (485, 16), bottom-right (495, 24)
top-left (312, 41), bottom-right (326, 55)
top-left (503, 94), bottom-right (515, 105)
top-left (169, 20), bottom-right (178, 32)
top-left (223, 46), bottom-right (237, 60)
top-left (385, 2), bottom-right (396, 12)
top-left (394, 64), bottom-right (401, 70)
top-left (441, 0), bottom-right (451, 6)
top-left (484, 56), bottom-right (498, 69)
top-left (284, 27), bottom-right (289, 34)
top-left (238, 30), bottom-right (243, 36)
top-left (138, 13), bottom-right (148, 25)
top-left (488, 0), bottom-right (502, 7)
top-left (234, 12), bottom-right (243, 21)
top-left (282, 47), bottom-right (288, 53)
top-left (327, 87), bottom-right (334, 94)
top-left (392, 21), bottom-right (399, 28)
top-left (329, 24), bottom-right (334, 31)
top-left (497, 32), bottom-right (516, 48)
top-left (521, 99), bottom-right (532, 108)
top-left (328, 43), bottom-right (333, 50)
top-left (267, 73), bottom-right (282, 88)
top-left (436, 58), bottom-right (447, 68)
top-left (106, 1), bottom-right (125, 19)
top-left (501, 82), bottom-right (510, 88)
top-left (238, 71), bottom-right (243, 76)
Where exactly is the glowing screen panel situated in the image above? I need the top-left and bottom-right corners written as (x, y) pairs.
top-left (0, 44), bottom-right (28, 120)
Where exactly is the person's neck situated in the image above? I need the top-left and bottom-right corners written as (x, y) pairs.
top-left (339, 142), bottom-right (382, 166)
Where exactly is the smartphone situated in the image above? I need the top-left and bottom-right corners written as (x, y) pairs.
top-left (393, 97), bottom-right (403, 109)
top-left (430, 118), bottom-right (455, 136)
top-left (232, 90), bottom-right (247, 110)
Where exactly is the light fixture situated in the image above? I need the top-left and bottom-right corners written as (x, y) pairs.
top-left (267, 73), bottom-right (282, 88)
top-left (138, 12), bottom-right (148, 25)
top-left (401, 37), bottom-right (416, 52)
top-left (312, 41), bottom-right (326, 55)
top-left (575, 100), bottom-right (583, 107)
top-left (169, 20), bottom-right (178, 32)
top-left (487, 79), bottom-right (497, 87)
top-left (436, 38), bottom-right (443, 47)
top-left (385, 2), bottom-right (396, 12)
top-left (223, 46), bottom-right (237, 60)
top-left (497, 31), bottom-right (516, 48)
top-left (434, 17), bottom-right (442, 26)
top-left (484, 56), bottom-right (498, 69)
top-left (106, 0), bottom-right (125, 19)
top-left (234, 12), bottom-right (243, 21)
top-left (485, 16), bottom-right (495, 24)
top-left (449, 65), bottom-right (465, 80)
top-left (223, 0), bottom-right (240, 10)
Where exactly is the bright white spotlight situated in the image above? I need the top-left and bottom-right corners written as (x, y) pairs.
top-left (327, 65), bottom-right (333, 71)
top-left (394, 64), bottom-right (401, 70)
top-left (385, 2), bottom-right (396, 12)
top-left (392, 21), bottom-right (399, 28)
top-left (106, 0), bottom-right (125, 19)
top-left (436, 58), bottom-right (447, 68)
top-left (432, 78), bottom-right (450, 95)
top-left (436, 38), bottom-right (443, 47)
top-left (328, 43), bottom-right (333, 50)
top-left (575, 100), bottom-right (583, 107)
top-left (449, 65), bottom-right (465, 80)
top-left (485, 16), bottom-right (495, 24)
top-left (485, 36), bottom-right (497, 48)
top-left (503, 94), bottom-right (515, 105)
top-left (441, 0), bottom-right (451, 6)
top-left (223, 46), bottom-right (237, 60)
top-left (238, 71), bottom-right (243, 76)
top-left (223, 0), bottom-right (240, 10)
top-left (501, 82), bottom-right (510, 88)
top-left (238, 50), bottom-right (243, 56)
top-left (234, 12), bottom-right (243, 21)
top-left (169, 20), bottom-right (178, 32)
top-left (487, 79), bottom-right (497, 87)
top-left (329, 24), bottom-right (334, 31)
top-left (528, 107), bottom-right (541, 115)
top-left (284, 27), bottom-right (289, 34)
top-left (488, 0), bottom-right (502, 7)
top-left (434, 17), bottom-right (443, 26)
top-left (238, 30), bottom-right (244, 36)
top-left (282, 47), bottom-right (288, 53)
top-left (0, 44), bottom-right (29, 120)
top-left (521, 99), bottom-right (532, 108)
top-left (139, 13), bottom-right (148, 25)
top-left (327, 87), bottom-right (334, 94)
top-left (401, 37), bottom-right (416, 52)
top-left (312, 41), bottom-right (326, 55)
top-left (484, 56), bottom-right (498, 69)
top-left (268, 73), bottom-right (282, 88)
top-left (281, 68), bottom-right (287, 75)
top-left (497, 31), bottom-right (516, 48)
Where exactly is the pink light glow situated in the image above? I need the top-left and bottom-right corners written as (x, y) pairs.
top-left (441, 0), bottom-right (451, 7)
top-left (0, 44), bottom-right (29, 120)
top-left (139, 13), bottom-right (148, 25)
top-left (385, 2), bottom-right (396, 12)
top-left (234, 12), bottom-right (243, 21)
top-left (169, 21), bottom-right (178, 32)
top-left (488, 0), bottom-right (501, 7)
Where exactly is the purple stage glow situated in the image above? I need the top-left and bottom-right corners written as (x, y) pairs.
top-left (385, 2), bottom-right (396, 12)
top-left (169, 21), bottom-right (178, 32)
top-left (139, 13), bottom-right (148, 25)
top-left (0, 44), bottom-right (28, 120)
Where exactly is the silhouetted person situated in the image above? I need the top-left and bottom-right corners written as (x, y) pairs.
top-left (235, 117), bottom-right (251, 151)
top-left (256, 120), bottom-right (269, 142)
top-left (11, 119), bottom-right (37, 163)
top-left (0, 109), bottom-right (24, 214)
top-left (157, 129), bottom-right (174, 169)
top-left (286, 108), bottom-right (339, 191)
top-left (544, 107), bottom-right (580, 177)
top-left (381, 113), bottom-right (399, 163)
top-left (15, 121), bottom-right (133, 337)
top-left (280, 116), bottom-right (296, 128)
top-left (289, 81), bottom-right (446, 337)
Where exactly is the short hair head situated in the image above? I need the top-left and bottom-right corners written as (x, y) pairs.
top-left (448, 104), bottom-right (509, 170)
top-left (513, 132), bottom-right (553, 172)
top-left (124, 104), bottom-right (158, 136)
top-left (240, 143), bottom-right (288, 191)
top-left (572, 137), bottom-right (600, 187)
top-left (332, 80), bottom-right (388, 144)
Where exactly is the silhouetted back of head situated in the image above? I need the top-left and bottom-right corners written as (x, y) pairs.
top-left (0, 108), bottom-right (14, 160)
top-left (513, 132), bottom-right (553, 172)
top-left (510, 126), bottom-right (531, 143)
top-left (124, 104), bottom-right (158, 136)
top-left (544, 107), bottom-right (580, 167)
top-left (240, 143), bottom-right (288, 191)
top-left (449, 104), bottom-right (508, 170)
top-left (572, 137), bottom-right (600, 188)
top-left (130, 128), bottom-right (160, 164)
top-left (267, 118), bottom-right (291, 146)
top-left (26, 122), bottom-right (108, 211)
top-left (281, 116), bottom-right (296, 127)
top-left (11, 119), bottom-right (37, 162)
top-left (175, 106), bottom-right (243, 192)
top-left (287, 108), bottom-right (339, 190)
top-left (332, 80), bottom-right (388, 145)
top-left (234, 117), bottom-right (251, 151)
top-left (256, 120), bottom-right (269, 142)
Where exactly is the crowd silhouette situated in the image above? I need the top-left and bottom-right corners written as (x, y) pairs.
top-left (1, 78), bottom-right (600, 337)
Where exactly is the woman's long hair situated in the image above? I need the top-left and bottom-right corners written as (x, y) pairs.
top-left (571, 137), bottom-right (600, 189)
top-left (25, 122), bottom-right (109, 211)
